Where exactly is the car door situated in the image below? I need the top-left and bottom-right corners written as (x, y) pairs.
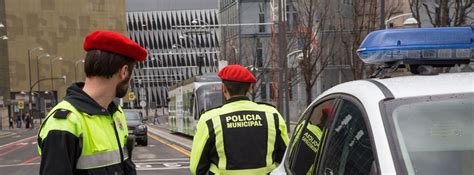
top-left (283, 97), bottom-right (338, 175)
top-left (316, 96), bottom-right (378, 175)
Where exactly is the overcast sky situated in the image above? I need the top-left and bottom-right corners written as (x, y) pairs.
top-left (126, 0), bottom-right (219, 11)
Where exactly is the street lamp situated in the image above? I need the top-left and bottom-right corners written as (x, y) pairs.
top-left (36, 53), bottom-right (51, 91)
top-left (385, 13), bottom-right (416, 29)
top-left (0, 23), bottom-right (6, 40)
top-left (74, 59), bottom-right (85, 82)
top-left (28, 47), bottom-right (43, 121)
top-left (29, 75), bottom-right (66, 125)
top-left (50, 57), bottom-right (63, 90)
top-left (178, 35), bottom-right (206, 75)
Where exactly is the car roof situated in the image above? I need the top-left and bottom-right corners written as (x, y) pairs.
top-left (317, 72), bottom-right (474, 102)
top-left (373, 72), bottom-right (474, 99)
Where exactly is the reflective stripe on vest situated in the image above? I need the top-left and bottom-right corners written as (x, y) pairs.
top-left (266, 113), bottom-right (277, 166)
top-left (76, 147), bottom-right (129, 169)
top-left (209, 163), bottom-right (277, 175)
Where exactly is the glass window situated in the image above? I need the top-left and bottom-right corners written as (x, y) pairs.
top-left (258, 2), bottom-right (265, 32)
top-left (256, 38), bottom-right (263, 67)
top-left (196, 84), bottom-right (223, 116)
top-left (384, 93), bottom-right (474, 175)
top-left (319, 99), bottom-right (374, 175)
top-left (260, 83), bottom-right (267, 101)
top-left (285, 99), bottom-right (336, 175)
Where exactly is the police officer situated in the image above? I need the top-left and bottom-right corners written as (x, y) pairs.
top-left (190, 65), bottom-right (289, 175)
top-left (37, 30), bottom-right (147, 175)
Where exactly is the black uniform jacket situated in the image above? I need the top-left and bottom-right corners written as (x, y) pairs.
top-left (38, 83), bottom-right (136, 175)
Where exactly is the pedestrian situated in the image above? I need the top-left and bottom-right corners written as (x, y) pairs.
top-left (21, 112), bottom-right (26, 128)
top-left (25, 112), bottom-right (31, 129)
top-left (190, 65), bottom-right (289, 175)
top-left (37, 30), bottom-right (147, 175)
top-left (16, 113), bottom-right (22, 128)
top-left (8, 116), bottom-right (14, 129)
top-left (154, 109), bottom-right (160, 125)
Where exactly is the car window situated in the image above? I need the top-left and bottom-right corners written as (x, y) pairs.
top-left (319, 99), bottom-right (374, 175)
top-left (285, 99), bottom-right (336, 175)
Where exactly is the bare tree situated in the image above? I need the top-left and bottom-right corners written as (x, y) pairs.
top-left (292, 0), bottom-right (338, 105)
top-left (411, 0), bottom-right (472, 27)
top-left (336, 0), bottom-right (404, 80)
top-left (409, 0), bottom-right (424, 27)
top-left (239, 36), bottom-right (275, 101)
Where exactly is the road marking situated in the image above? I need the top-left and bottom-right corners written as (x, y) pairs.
top-left (0, 163), bottom-right (40, 168)
top-left (0, 144), bottom-right (28, 157)
top-left (136, 161), bottom-right (189, 165)
top-left (0, 133), bottom-right (15, 139)
top-left (21, 156), bottom-right (40, 164)
top-left (0, 136), bottom-right (36, 151)
top-left (148, 133), bottom-right (191, 157)
top-left (137, 166), bottom-right (190, 171)
top-left (163, 163), bottom-right (182, 167)
top-left (134, 158), bottom-right (189, 163)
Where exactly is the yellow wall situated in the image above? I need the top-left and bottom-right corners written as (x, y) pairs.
top-left (4, 0), bottom-right (126, 99)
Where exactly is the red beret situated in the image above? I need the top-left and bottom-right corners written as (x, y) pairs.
top-left (83, 30), bottom-right (147, 61)
top-left (218, 65), bottom-right (257, 83)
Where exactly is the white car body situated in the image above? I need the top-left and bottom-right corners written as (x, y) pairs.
top-left (271, 72), bottom-right (474, 175)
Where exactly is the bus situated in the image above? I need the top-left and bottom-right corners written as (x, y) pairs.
top-left (168, 74), bottom-right (223, 136)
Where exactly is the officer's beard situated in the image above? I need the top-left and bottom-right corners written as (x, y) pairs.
top-left (115, 74), bottom-right (131, 98)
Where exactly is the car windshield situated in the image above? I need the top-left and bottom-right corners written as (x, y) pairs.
top-left (383, 93), bottom-right (474, 175)
top-left (125, 111), bottom-right (141, 121)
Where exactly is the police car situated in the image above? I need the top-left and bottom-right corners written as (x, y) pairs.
top-left (271, 27), bottom-right (474, 175)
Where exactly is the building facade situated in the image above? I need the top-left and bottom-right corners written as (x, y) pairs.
top-left (0, 0), bottom-right (126, 123)
top-left (126, 7), bottom-right (220, 108)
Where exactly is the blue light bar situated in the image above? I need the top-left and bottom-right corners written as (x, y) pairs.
top-left (357, 27), bottom-right (474, 64)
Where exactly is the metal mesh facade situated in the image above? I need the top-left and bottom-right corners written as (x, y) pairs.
top-left (126, 9), bottom-right (220, 108)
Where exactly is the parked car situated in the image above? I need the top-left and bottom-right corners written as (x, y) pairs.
top-left (271, 27), bottom-right (474, 175)
top-left (124, 109), bottom-right (148, 146)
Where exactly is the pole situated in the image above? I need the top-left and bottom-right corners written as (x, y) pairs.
top-left (380, 0), bottom-right (385, 29)
top-left (50, 58), bottom-right (54, 90)
top-left (277, 0), bottom-right (289, 131)
top-left (36, 55), bottom-right (41, 91)
top-left (28, 50), bottom-right (33, 127)
top-left (74, 64), bottom-right (77, 82)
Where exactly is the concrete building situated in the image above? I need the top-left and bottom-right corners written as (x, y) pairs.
top-left (0, 0), bottom-right (126, 125)
top-left (125, 0), bottom-right (220, 109)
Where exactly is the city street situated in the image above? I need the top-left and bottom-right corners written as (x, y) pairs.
top-left (0, 126), bottom-right (191, 175)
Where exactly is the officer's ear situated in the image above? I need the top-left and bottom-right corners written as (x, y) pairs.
top-left (119, 65), bottom-right (130, 80)
top-left (222, 84), bottom-right (231, 100)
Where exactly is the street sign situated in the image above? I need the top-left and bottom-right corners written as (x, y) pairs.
top-left (140, 100), bottom-right (147, 108)
top-left (18, 100), bottom-right (24, 109)
top-left (128, 92), bottom-right (136, 101)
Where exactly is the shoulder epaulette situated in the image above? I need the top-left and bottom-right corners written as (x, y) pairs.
top-left (53, 109), bottom-right (72, 119)
top-left (256, 102), bottom-right (276, 108)
top-left (200, 105), bottom-right (223, 116)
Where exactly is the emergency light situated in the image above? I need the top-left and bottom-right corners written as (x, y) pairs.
top-left (357, 27), bottom-right (474, 64)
